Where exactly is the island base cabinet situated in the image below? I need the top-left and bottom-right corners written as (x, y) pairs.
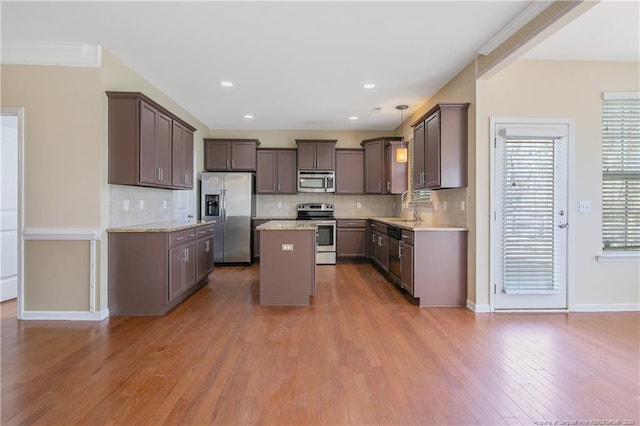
top-left (259, 229), bottom-right (316, 306)
top-left (413, 231), bottom-right (467, 307)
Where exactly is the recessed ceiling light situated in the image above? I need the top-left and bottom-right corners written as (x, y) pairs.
top-left (349, 116), bottom-right (359, 120)
top-left (220, 81), bottom-right (234, 87)
top-left (363, 83), bottom-right (376, 89)
top-left (244, 114), bottom-right (254, 119)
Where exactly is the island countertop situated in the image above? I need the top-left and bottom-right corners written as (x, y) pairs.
top-left (107, 220), bottom-right (214, 233)
top-left (256, 220), bottom-right (318, 231)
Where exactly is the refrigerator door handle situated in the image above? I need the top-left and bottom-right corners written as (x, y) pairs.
top-left (222, 189), bottom-right (227, 222)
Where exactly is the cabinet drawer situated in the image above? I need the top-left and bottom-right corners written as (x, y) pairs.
top-left (337, 219), bottom-right (366, 228)
top-left (196, 224), bottom-right (215, 240)
top-left (370, 221), bottom-right (388, 234)
top-left (169, 228), bottom-right (197, 247)
top-left (401, 230), bottom-right (414, 245)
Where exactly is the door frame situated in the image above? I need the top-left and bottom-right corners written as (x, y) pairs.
top-left (1, 107), bottom-right (25, 318)
top-left (489, 117), bottom-right (576, 312)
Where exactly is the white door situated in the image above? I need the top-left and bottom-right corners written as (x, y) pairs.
top-left (1, 114), bottom-right (18, 302)
top-left (493, 122), bottom-right (570, 310)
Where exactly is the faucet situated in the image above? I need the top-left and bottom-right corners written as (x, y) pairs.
top-left (413, 201), bottom-right (421, 223)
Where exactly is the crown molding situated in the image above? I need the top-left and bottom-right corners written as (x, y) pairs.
top-left (1, 41), bottom-right (102, 67)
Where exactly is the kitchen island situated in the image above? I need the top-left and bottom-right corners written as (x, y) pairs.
top-left (256, 220), bottom-right (317, 306)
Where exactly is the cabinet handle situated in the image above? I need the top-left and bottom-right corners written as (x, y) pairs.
top-left (278, 183), bottom-right (280, 192)
top-left (399, 244), bottom-right (403, 258)
top-left (226, 159), bottom-right (230, 169)
top-left (378, 182), bottom-right (381, 191)
top-left (387, 181), bottom-right (390, 191)
top-left (378, 236), bottom-right (382, 246)
top-left (175, 236), bottom-right (184, 241)
top-left (159, 168), bottom-right (163, 181)
top-left (372, 234), bottom-right (376, 243)
top-left (205, 241), bottom-right (210, 252)
top-left (186, 247), bottom-right (189, 262)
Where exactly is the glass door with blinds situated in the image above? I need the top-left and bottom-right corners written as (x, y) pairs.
top-left (494, 123), bottom-right (570, 310)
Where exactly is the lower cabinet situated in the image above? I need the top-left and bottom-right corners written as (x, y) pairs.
top-left (337, 219), bottom-right (367, 259)
top-left (252, 219), bottom-right (270, 260)
top-left (367, 220), bottom-right (467, 307)
top-left (108, 223), bottom-right (214, 315)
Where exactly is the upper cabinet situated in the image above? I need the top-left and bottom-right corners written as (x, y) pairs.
top-left (411, 103), bottom-right (469, 189)
top-left (295, 139), bottom-right (336, 170)
top-left (204, 139), bottom-right (259, 171)
top-left (107, 91), bottom-right (196, 190)
top-left (361, 137), bottom-right (408, 194)
top-left (256, 149), bottom-right (297, 194)
top-left (335, 149), bottom-right (364, 194)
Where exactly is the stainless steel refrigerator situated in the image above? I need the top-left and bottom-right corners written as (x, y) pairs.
top-left (201, 172), bottom-right (255, 264)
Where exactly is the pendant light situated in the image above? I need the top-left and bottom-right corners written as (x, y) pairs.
top-left (395, 104), bottom-right (409, 163)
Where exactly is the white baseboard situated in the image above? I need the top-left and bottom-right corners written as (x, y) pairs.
top-left (466, 299), bottom-right (491, 313)
top-left (21, 309), bottom-right (109, 321)
top-left (573, 303), bottom-right (640, 312)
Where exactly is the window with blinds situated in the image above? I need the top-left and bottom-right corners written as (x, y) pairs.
top-left (602, 93), bottom-right (640, 251)
top-left (502, 136), bottom-right (561, 293)
top-left (410, 138), bottom-right (431, 201)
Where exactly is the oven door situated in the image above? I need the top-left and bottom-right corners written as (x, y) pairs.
top-left (316, 221), bottom-right (336, 252)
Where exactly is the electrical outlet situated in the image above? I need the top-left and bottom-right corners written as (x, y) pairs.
top-left (277, 202), bottom-right (283, 209)
top-left (139, 200), bottom-right (145, 210)
top-left (281, 244), bottom-right (294, 251)
top-left (163, 200), bottom-right (168, 209)
top-left (460, 201), bottom-right (465, 211)
top-left (123, 200), bottom-right (130, 211)
top-left (356, 202), bottom-right (362, 209)
top-left (579, 200), bottom-right (591, 213)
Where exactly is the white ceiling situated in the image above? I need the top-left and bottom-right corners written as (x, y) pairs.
top-left (2, 1), bottom-right (638, 131)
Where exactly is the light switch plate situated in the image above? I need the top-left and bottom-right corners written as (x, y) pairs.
top-left (123, 200), bottom-right (130, 211)
top-left (163, 200), bottom-right (168, 209)
top-left (139, 200), bottom-right (145, 210)
top-left (277, 202), bottom-right (282, 209)
top-left (579, 200), bottom-right (591, 213)
top-left (356, 202), bottom-right (362, 209)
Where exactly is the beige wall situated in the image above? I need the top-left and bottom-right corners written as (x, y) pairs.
top-left (2, 65), bottom-right (102, 311)
top-left (476, 59), bottom-right (640, 307)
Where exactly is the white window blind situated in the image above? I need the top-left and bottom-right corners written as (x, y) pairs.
top-left (602, 93), bottom-right (640, 251)
top-left (502, 136), bottom-right (563, 293)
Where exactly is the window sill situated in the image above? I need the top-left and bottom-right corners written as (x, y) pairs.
top-left (596, 252), bottom-right (640, 263)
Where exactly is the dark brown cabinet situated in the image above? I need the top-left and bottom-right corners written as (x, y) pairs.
top-left (204, 139), bottom-right (259, 171)
top-left (336, 149), bottom-right (364, 194)
top-left (108, 223), bottom-right (213, 316)
top-left (107, 91), bottom-right (196, 190)
top-left (337, 219), bottom-right (367, 259)
top-left (195, 225), bottom-right (215, 282)
top-left (252, 219), bottom-right (270, 260)
top-left (369, 221), bottom-right (389, 273)
top-left (361, 137), bottom-right (407, 194)
top-left (400, 230), bottom-right (414, 295)
top-left (256, 149), bottom-right (297, 194)
top-left (172, 121), bottom-right (194, 188)
top-left (411, 103), bottom-right (469, 189)
top-left (295, 140), bottom-right (336, 170)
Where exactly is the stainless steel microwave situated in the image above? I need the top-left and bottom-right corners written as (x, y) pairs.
top-left (297, 171), bottom-right (335, 192)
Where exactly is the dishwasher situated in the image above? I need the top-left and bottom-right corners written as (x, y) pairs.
top-left (387, 226), bottom-right (402, 282)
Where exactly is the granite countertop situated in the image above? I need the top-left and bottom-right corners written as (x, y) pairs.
top-left (256, 220), bottom-right (319, 231)
top-left (107, 220), bottom-right (214, 233)
top-left (370, 217), bottom-right (468, 232)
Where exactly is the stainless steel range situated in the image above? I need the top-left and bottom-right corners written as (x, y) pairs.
top-left (297, 203), bottom-right (336, 265)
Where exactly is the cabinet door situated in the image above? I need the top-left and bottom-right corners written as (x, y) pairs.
top-left (380, 234), bottom-right (389, 273)
top-left (256, 150), bottom-right (277, 193)
top-left (425, 112), bottom-right (441, 188)
top-left (401, 242), bottom-right (414, 295)
top-left (364, 141), bottom-right (383, 193)
top-left (277, 150), bottom-right (297, 193)
top-left (413, 121), bottom-right (426, 190)
top-left (336, 150), bottom-right (364, 194)
top-left (156, 111), bottom-right (172, 186)
top-left (205, 141), bottom-right (230, 171)
top-left (315, 143), bottom-right (335, 170)
top-left (184, 242), bottom-right (196, 290)
top-left (169, 245), bottom-right (186, 301)
top-left (196, 236), bottom-right (214, 282)
top-left (139, 101), bottom-right (158, 185)
top-left (337, 228), bottom-right (366, 258)
top-left (231, 142), bottom-right (256, 170)
top-left (172, 122), bottom-right (193, 188)
top-left (297, 142), bottom-right (316, 170)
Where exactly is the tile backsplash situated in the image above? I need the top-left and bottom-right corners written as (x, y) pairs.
top-left (397, 188), bottom-right (467, 227)
top-left (109, 185), bottom-right (196, 228)
top-left (257, 193), bottom-right (395, 218)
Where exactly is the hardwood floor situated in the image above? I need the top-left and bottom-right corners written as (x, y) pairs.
top-left (2, 264), bottom-right (639, 425)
